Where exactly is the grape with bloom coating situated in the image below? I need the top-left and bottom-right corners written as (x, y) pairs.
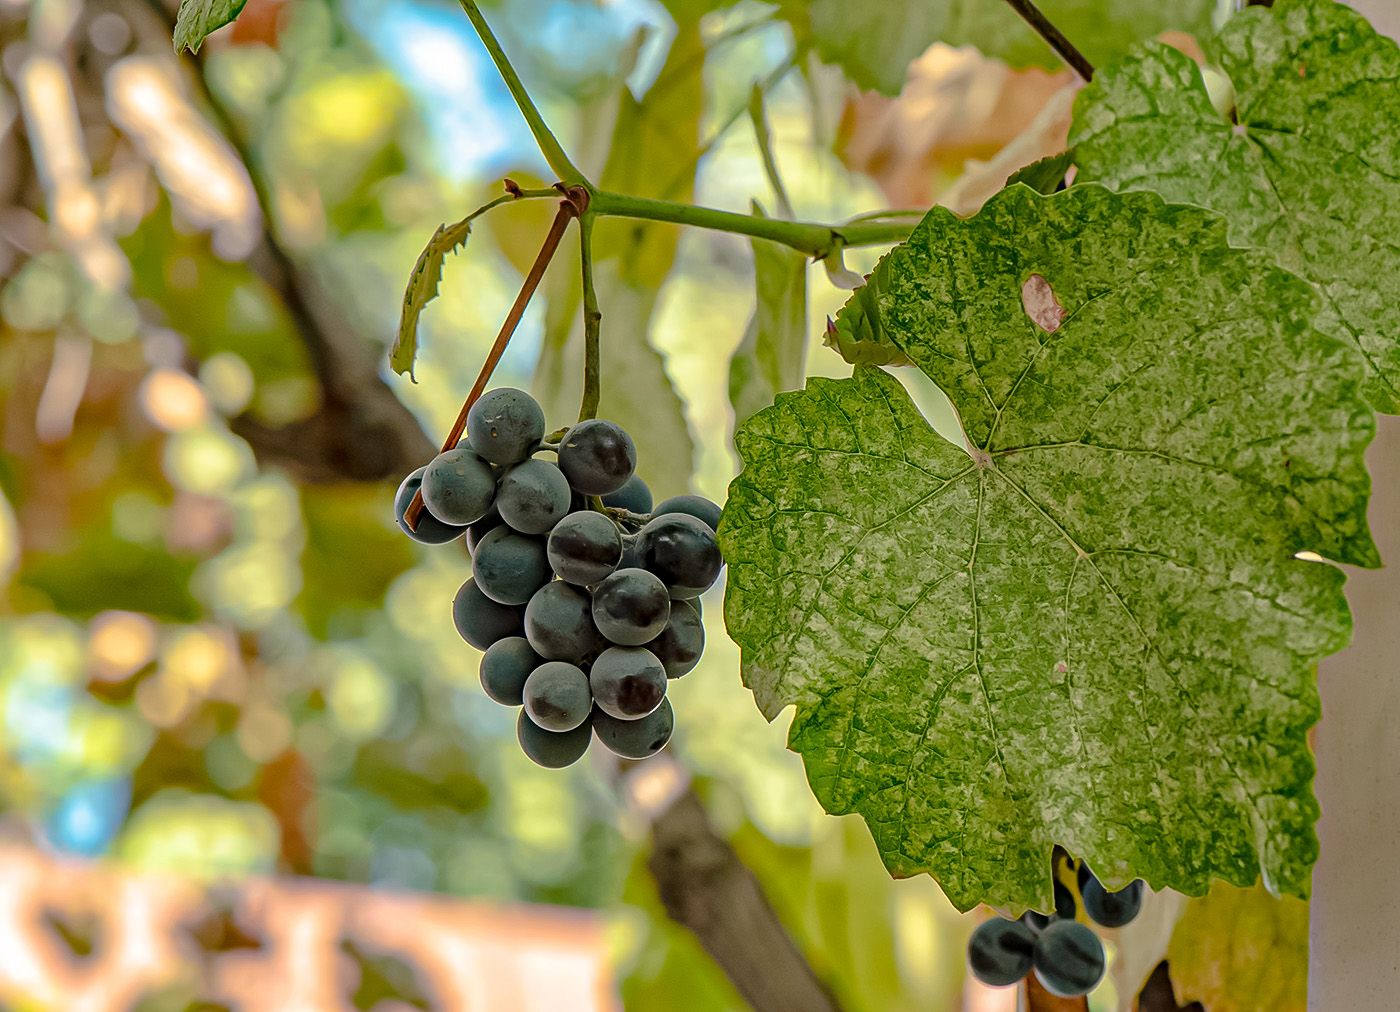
top-left (558, 419), bottom-right (636, 495)
top-left (497, 458), bottom-right (571, 534)
top-left (652, 494), bottom-right (722, 532)
top-left (479, 637), bottom-right (539, 705)
top-left (967, 917), bottom-right (1034, 987)
top-left (601, 474), bottom-right (652, 514)
top-left (467, 387), bottom-right (545, 464)
top-left (421, 447), bottom-right (496, 525)
top-left (517, 709), bottom-right (591, 768)
top-left (590, 646), bottom-right (666, 720)
top-left (592, 568), bottom-right (670, 645)
top-left (1032, 920), bottom-right (1105, 997)
top-left (524, 581), bottom-right (596, 661)
top-left (636, 513), bottom-right (723, 599)
top-left (646, 600), bottom-right (703, 678)
top-left (1081, 872), bottom-right (1143, 928)
top-left (395, 468), bottom-right (467, 545)
top-left (452, 578), bottom-right (523, 649)
top-left (472, 527), bottom-right (551, 605)
top-left (593, 698), bottom-right (673, 759)
top-left (547, 511), bottom-right (622, 586)
top-left (523, 661), bottom-right (592, 731)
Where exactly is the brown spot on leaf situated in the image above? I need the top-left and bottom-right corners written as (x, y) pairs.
top-left (1021, 274), bottom-right (1067, 333)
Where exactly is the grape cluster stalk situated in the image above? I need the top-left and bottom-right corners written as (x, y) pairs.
top-left (394, 387), bottom-right (724, 768)
top-left (966, 852), bottom-right (1143, 997)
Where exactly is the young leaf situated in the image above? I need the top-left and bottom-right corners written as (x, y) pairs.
top-left (729, 231), bottom-right (808, 430)
top-left (721, 184), bottom-right (1377, 912)
top-left (1007, 150), bottom-right (1077, 195)
top-left (1166, 882), bottom-right (1307, 1012)
top-left (173, 0), bottom-right (249, 53)
top-left (391, 219), bottom-right (471, 380)
top-left (1072, 0), bottom-right (1400, 412)
top-left (781, 0), bottom-right (1213, 94)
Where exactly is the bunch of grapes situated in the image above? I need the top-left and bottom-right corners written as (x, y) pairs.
top-left (393, 387), bottom-right (724, 769)
top-left (967, 854), bottom-right (1143, 997)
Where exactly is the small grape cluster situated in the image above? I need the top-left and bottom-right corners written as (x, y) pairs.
top-left (967, 853), bottom-right (1143, 997)
top-left (393, 387), bottom-right (724, 769)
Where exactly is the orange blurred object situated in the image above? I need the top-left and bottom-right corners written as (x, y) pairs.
top-left (0, 845), bottom-right (618, 1012)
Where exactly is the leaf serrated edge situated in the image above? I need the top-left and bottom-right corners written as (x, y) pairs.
top-left (391, 220), bottom-right (473, 381)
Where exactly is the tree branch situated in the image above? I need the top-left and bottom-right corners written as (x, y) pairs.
top-left (1001, 0), bottom-right (1095, 82)
top-left (134, 0), bottom-right (439, 481)
top-left (648, 789), bottom-right (845, 1012)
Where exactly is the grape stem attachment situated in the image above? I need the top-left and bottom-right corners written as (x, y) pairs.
top-left (403, 185), bottom-right (590, 531)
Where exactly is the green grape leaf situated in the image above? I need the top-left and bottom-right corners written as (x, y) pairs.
top-left (821, 263), bottom-right (913, 368)
top-left (1007, 150), bottom-right (1077, 195)
top-left (391, 218), bottom-right (471, 380)
top-left (729, 229), bottom-right (809, 430)
top-left (1071, 0), bottom-right (1400, 412)
top-left (173, 0), bottom-right (248, 53)
top-left (782, 0), bottom-right (1214, 94)
top-left (720, 184), bottom-right (1377, 912)
top-left (1167, 882), bottom-right (1308, 1012)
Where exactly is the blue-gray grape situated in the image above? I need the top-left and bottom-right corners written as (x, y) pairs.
top-left (592, 568), bottom-right (670, 646)
top-left (967, 917), bottom-right (1034, 987)
top-left (395, 468), bottom-right (467, 545)
top-left (1032, 920), bottom-right (1105, 998)
top-left (646, 600), bottom-right (703, 678)
top-left (466, 505), bottom-right (503, 553)
top-left (601, 474), bottom-right (652, 514)
top-left (472, 526), bottom-right (551, 605)
top-left (1081, 873), bottom-right (1143, 928)
top-left (420, 447), bottom-right (497, 525)
top-left (466, 387), bottom-right (545, 465)
top-left (636, 513), bottom-right (723, 599)
top-left (652, 494), bottom-right (722, 532)
top-left (593, 697), bottom-right (673, 759)
top-left (496, 458), bottom-right (571, 534)
top-left (589, 646), bottom-right (666, 720)
top-left (524, 581), bottom-right (596, 662)
top-left (517, 709), bottom-right (591, 768)
top-left (558, 419), bottom-right (636, 495)
top-left (547, 511), bottom-right (622, 586)
top-left (523, 661), bottom-right (592, 731)
top-left (452, 578), bottom-right (523, 649)
top-left (479, 637), bottom-right (539, 705)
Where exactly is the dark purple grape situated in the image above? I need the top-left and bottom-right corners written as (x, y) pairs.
top-left (467, 505), bottom-right (504, 553)
top-left (473, 527), bottom-right (551, 605)
top-left (558, 419), bottom-right (636, 495)
top-left (395, 468), bottom-right (467, 545)
top-left (1081, 872), bottom-right (1143, 928)
top-left (592, 568), bottom-right (670, 646)
top-left (452, 578), bottom-right (523, 649)
top-left (636, 513), bottom-right (723, 599)
top-left (497, 458), bottom-right (572, 535)
top-left (967, 917), bottom-right (1034, 987)
top-left (1032, 920), bottom-right (1104, 997)
top-left (479, 637), bottom-right (539, 705)
top-left (652, 494), bottom-right (722, 532)
top-left (421, 447), bottom-right (497, 525)
top-left (601, 474), bottom-right (652, 514)
top-left (589, 646), bottom-right (666, 720)
top-left (466, 387), bottom-right (545, 465)
top-left (524, 581), bottom-right (596, 662)
top-left (523, 661), bottom-right (592, 731)
top-left (547, 511), bottom-right (623, 585)
top-left (593, 698), bottom-right (673, 759)
top-left (517, 709), bottom-right (591, 768)
top-left (646, 599), bottom-right (704, 678)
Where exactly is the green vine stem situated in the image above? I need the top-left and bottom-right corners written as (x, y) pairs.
top-left (578, 213), bottom-right (602, 422)
top-left (588, 190), bottom-right (914, 260)
top-left (456, 1), bottom-right (590, 185)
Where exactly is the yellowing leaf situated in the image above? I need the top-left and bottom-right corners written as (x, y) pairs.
top-left (1167, 881), bottom-right (1308, 1012)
